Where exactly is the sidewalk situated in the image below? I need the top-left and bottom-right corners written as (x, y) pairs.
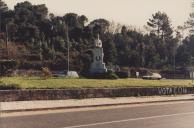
top-left (1, 95), bottom-right (194, 113)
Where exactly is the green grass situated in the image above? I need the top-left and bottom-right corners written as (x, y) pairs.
top-left (0, 77), bottom-right (194, 89)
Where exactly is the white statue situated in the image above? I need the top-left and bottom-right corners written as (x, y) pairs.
top-left (90, 35), bottom-right (107, 74)
top-left (94, 34), bottom-right (102, 48)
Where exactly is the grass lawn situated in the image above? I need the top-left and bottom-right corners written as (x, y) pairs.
top-left (0, 77), bottom-right (194, 89)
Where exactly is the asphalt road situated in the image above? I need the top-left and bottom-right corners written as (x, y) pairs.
top-left (1, 101), bottom-right (194, 128)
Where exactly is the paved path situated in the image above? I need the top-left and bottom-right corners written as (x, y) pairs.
top-left (1, 94), bottom-right (194, 112)
top-left (1, 100), bottom-right (194, 128)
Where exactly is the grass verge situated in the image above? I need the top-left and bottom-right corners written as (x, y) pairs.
top-left (0, 77), bottom-right (193, 89)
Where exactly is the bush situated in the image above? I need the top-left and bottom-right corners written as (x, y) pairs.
top-left (41, 67), bottom-right (52, 79)
top-left (27, 70), bottom-right (33, 77)
top-left (105, 72), bottom-right (118, 79)
top-left (20, 61), bottom-right (42, 70)
top-left (116, 71), bottom-right (129, 78)
top-left (88, 71), bottom-right (118, 80)
top-left (0, 60), bottom-right (18, 76)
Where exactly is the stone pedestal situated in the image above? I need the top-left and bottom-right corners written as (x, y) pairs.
top-left (90, 48), bottom-right (107, 74)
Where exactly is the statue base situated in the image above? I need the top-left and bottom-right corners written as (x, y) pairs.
top-left (89, 48), bottom-right (107, 74)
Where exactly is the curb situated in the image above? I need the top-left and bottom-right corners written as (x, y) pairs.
top-left (1, 87), bottom-right (194, 102)
top-left (2, 98), bottom-right (194, 113)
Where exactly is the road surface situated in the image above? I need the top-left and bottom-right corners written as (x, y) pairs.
top-left (1, 101), bottom-right (194, 128)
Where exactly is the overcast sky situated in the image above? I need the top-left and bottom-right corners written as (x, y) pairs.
top-left (4, 0), bottom-right (193, 27)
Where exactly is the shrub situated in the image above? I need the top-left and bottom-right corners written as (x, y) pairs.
top-left (116, 71), bottom-right (129, 78)
top-left (41, 67), bottom-right (52, 79)
top-left (20, 61), bottom-right (42, 70)
top-left (105, 72), bottom-right (118, 79)
top-left (27, 70), bottom-right (33, 77)
top-left (88, 71), bottom-right (118, 80)
top-left (0, 60), bottom-right (18, 76)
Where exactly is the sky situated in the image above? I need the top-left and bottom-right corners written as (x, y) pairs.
top-left (3, 0), bottom-right (193, 28)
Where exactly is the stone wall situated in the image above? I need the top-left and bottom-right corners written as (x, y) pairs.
top-left (1, 87), bottom-right (194, 102)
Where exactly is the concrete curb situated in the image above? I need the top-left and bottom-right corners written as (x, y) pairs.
top-left (2, 97), bottom-right (194, 113)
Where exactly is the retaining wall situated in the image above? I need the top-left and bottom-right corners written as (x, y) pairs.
top-left (1, 87), bottom-right (194, 102)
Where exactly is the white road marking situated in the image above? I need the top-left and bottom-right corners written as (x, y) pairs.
top-left (62, 111), bottom-right (194, 128)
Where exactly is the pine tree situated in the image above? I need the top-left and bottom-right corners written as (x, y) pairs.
top-left (147, 11), bottom-right (173, 41)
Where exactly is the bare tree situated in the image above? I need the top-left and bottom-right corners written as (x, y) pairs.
top-left (108, 21), bottom-right (122, 34)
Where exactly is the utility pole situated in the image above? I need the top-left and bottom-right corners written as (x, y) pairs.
top-left (173, 45), bottom-right (175, 79)
top-left (5, 24), bottom-right (8, 58)
top-left (0, 11), bottom-right (1, 32)
top-left (66, 24), bottom-right (70, 72)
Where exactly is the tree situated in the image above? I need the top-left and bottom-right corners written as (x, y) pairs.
top-left (103, 33), bottom-right (117, 65)
top-left (63, 13), bottom-right (88, 30)
top-left (0, 0), bottom-right (8, 32)
top-left (176, 45), bottom-right (191, 66)
top-left (88, 19), bottom-right (110, 36)
top-left (185, 0), bottom-right (194, 34)
top-left (0, 0), bottom-right (8, 12)
top-left (147, 11), bottom-right (178, 69)
top-left (147, 11), bottom-right (173, 41)
top-left (0, 0), bottom-right (189, 73)
top-left (108, 21), bottom-right (122, 34)
top-left (78, 15), bottom-right (88, 28)
top-left (62, 13), bottom-right (88, 42)
top-left (13, 1), bottom-right (48, 42)
top-left (14, 1), bottom-right (48, 24)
